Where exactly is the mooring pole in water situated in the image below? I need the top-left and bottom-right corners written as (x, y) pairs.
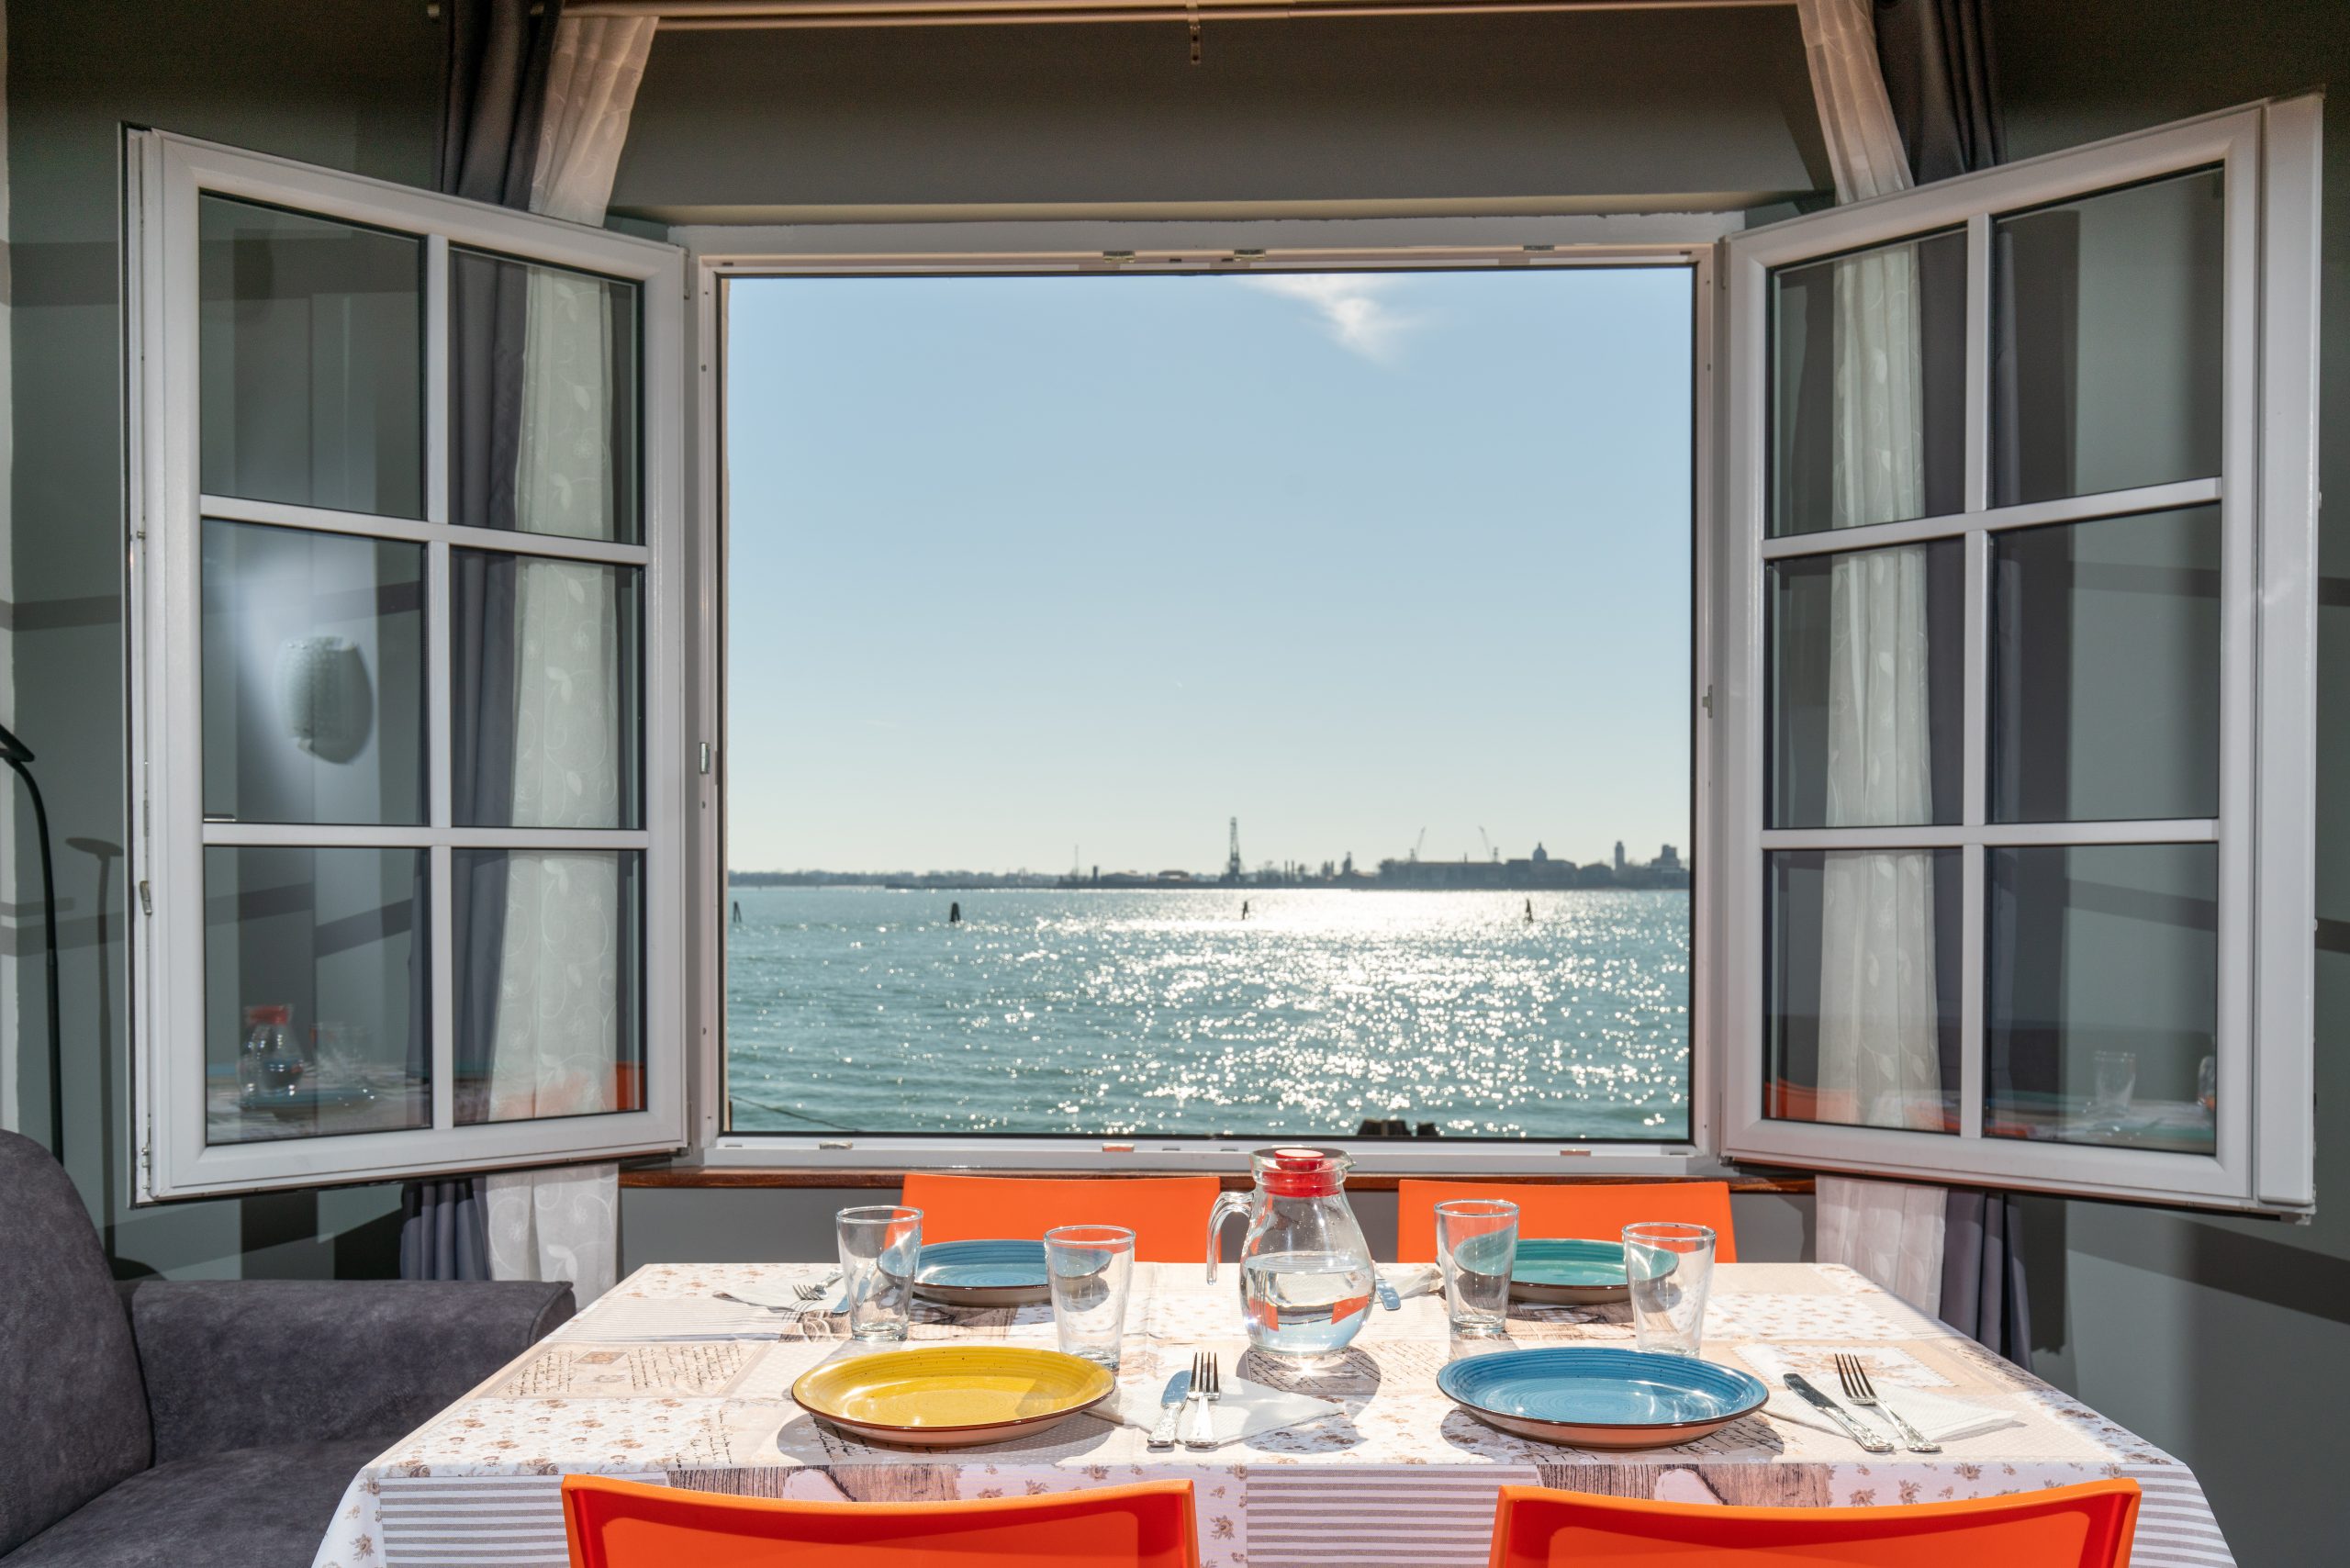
top-left (949, 901), bottom-right (961, 924)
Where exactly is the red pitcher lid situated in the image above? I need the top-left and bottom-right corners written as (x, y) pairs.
top-left (1254, 1146), bottom-right (1351, 1197)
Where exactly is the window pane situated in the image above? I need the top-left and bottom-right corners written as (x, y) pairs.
top-left (1991, 505), bottom-right (2221, 823)
top-left (1992, 168), bottom-right (2224, 507)
top-left (1768, 540), bottom-right (1963, 828)
top-left (1986, 844), bottom-right (2217, 1153)
top-left (450, 552), bottom-right (643, 830)
top-left (198, 196), bottom-right (422, 518)
top-left (200, 520), bottom-right (426, 825)
top-left (1770, 229), bottom-right (1967, 536)
top-left (449, 248), bottom-right (641, 543)
top-left (453, 850), bottom-right (643, 1125)
top-left (205, 846), bottom-right (429, 1144)
top-left (1766, 848), bottom-right (1961, 1132)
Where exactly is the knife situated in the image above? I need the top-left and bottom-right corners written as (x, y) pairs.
top-left (1376, 1272), bottom-right (1402, 1312)
top-left (1146, 1372), bottom-right (1193, 1450)
top-left (1783, 1374), bottom-right (1895, 1453)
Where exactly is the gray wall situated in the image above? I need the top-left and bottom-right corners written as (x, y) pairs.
top-left (5, 3), bottom-right (2348, 1562)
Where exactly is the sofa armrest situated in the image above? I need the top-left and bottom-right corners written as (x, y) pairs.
top-left (120, 1278), bottom-right (574, 1463)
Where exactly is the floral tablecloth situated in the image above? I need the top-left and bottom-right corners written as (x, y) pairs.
top-left (313, 1261), bottom-right (2231, 1568)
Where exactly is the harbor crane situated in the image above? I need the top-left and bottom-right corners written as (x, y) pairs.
top-left (1479, 826), bottom-right (1494, 862)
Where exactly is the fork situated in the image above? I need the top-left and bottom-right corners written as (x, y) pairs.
top-left (1182, 1351), bottom-right (1220, 1451)
top-left (1835, 1352), bottom-right (1939, 1453)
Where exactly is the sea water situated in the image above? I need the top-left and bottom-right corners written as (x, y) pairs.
top-left (725, 886), bottom-right (1690, 1140)
top-left (1241, 1250), bottom-right (1376, 1360)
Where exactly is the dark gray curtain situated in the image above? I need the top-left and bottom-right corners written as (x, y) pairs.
top-left (399, 0), bottom-right (564, 1282)
top-left (1941, 1190), bottom-right (2032, 1369)
top-left (1873, 0), bottom-right (2006, 185)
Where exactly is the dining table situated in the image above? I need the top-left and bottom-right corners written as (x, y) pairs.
top-left (310, 1259), bottom-right (2232, 1568)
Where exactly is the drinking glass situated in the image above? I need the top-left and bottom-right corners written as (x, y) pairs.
top-left (836, 1204), bottom-right (922, 1342)
top-left (1435, 1199), bottom-right (1518, 1338)
top-left (1623, 1221), bottom-right (1715, 1358)
top-left (2086, 1048), bottom-right (2139, 1134)
top-left (1044, 1225), bottom-right (1136, 1369)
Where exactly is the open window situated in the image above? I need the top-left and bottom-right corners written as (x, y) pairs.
top-left (125, 132), bottom-right (689, 1199)
top-left (1713, 99), bottom-right (2321, 1213)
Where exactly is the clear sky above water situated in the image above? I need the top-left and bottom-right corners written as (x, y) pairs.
top-left (724, 265), bottom-right (1693, 875)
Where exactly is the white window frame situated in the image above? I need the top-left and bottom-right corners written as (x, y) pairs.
top-left (1714, 98), bottom-right (2321, 1213)
top-left (125, 131), bottom-right (692, 1201)
top-left (679, 219), bottom-right (1731, 1176)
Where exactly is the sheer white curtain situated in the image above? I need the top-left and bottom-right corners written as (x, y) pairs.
top-left (1797, 0), bottom-right (1943, 1135)
top-left (1795, 0), bottom-right (1950, 1276)
top-left (479, 13), bottom-right (656, 1307)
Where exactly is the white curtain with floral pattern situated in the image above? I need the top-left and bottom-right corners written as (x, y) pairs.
top-left (479, 12), bottom-right (656, 1308)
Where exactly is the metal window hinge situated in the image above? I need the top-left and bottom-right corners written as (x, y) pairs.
top-left (139, 879), bottom-right (153, 915)
top-left (1701, 685), bottom-right (1715, 717)
top-left (699, 742), bottom-right (711, 775)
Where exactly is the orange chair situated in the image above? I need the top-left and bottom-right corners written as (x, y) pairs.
top-left (899, 1173), bottom-right (1221, 1262)
top-left (1484, 1482), bottom-right (2140, 1568)
top-left (1395, 1180), bottom-right (1740, 1263)
top-left (564, 1474), bottom-right (1202, 1568)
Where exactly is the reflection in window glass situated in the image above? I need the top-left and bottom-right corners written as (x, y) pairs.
top-left (1993, 168), bottom-right (2224, 507)
top-left (1986, 843), bottom-right (2217, 1152)
top-left (1766, 848), bottom-right (1961, 1133)
top-left (453, 850), bottom-right (644, 1125)
top-left (200, 520), bottom-right (426, 826)
top-left (1769, 540), bottom-right (1964, 829)
top-left (449, 248), bottom-right (642, 543)
top-left (204, 846), bottom-right (429, 1144)
top-left (198, 196), bottom-right (422, 519)
top-left (1991, 506), bottom-right (2221, 823)
top-left (450, 552), bottom-right (643, 830)
top-left (1771, 229), bottom-right (1967, 536)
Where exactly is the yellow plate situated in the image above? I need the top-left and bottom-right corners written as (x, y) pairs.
top-left (790, 1346), bottom-right (1116, 1450)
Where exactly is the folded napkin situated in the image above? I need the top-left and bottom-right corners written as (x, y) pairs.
top-left (563, 1296), bottom-right (800, 1341)
top-left (1382, 1264), bottom-right (1444, 1303)
top-left (1103, 1373), bottom-right (1343, 1448)
top-left (1762, 1383), bottom-right (2020, 1444)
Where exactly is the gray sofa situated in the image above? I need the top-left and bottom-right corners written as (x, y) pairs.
top-left (0, 1130), bottom-right (575, 1567)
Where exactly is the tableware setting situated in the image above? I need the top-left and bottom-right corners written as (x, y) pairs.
top-left (1046, 1223), bottom-right (1136, 1368)
top-left (837, 1204), bottom-right (923, 1342)
top-left (1436, 1197), bottom-right (1519, 1337)
top-left (789, 1343), bottom-right (1115, 1449)
top-left (1624, 1221), bottom-right (1716, 1356)
top-left (912, 1239), bottom-right (1051, 1308)
top-left (1437, 1345), bottom-right (1768, 1450)
top-left (1508, 1238), bottom-right (1641, 1305)
top-left (1205, 1147), bottom-right (1380, 1368)
top-left (1122, 1347), bottom-right (1343, 1450)
top-left (716, 1271), bottom-right (841, 1313)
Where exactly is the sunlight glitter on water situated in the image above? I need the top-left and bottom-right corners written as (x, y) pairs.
top-left (724, 886), bottom-right (1689, 1140)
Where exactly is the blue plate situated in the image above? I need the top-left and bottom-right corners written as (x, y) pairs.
top-left (1437, 1347), bottom-right (1766, 1450)
top-left (1509, 1238), bottom-right (1649, 1305)
top-left (913, 1239), bottom-right (1050, 1306)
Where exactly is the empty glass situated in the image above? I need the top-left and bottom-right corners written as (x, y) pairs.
top-left (1435, 1199), bottom-right (1518, 1338)
top-left (1624, 1221), bottom-right (1716, 1358)
top-left (836, 1205), bottom-right (921, 1342)
top-left (2086, 1049), bottom-right (2139, 1136)
top-left (1045, 1225), bottom-right (1136, 1369)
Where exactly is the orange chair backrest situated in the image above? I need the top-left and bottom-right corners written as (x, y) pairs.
top-left (899, 1174), bottom-right (1221, 1262)
top-left (564, 1474), bottom-right (1202, 1568)
top-left (1485, 1482), bottom-right (2140, 1568)
top-left (1395, 1180), bottom-right (1740, 1262)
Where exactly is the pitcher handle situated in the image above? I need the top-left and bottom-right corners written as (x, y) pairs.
top-left (1204, 1191), bottom-right (1249, 1282)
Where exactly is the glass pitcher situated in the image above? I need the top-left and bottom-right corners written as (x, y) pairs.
top-left (1205, 1147), bottom-right (1376, 1365)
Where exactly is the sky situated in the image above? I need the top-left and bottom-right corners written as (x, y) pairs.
top-left (723, 264), bottom-right (1693, 875)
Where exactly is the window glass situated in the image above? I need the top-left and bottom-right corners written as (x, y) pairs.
top-left (1765, 848), bottom-right (1961, 1133)
top-left (449, 248), bottom-right (642, 543)
top-left (204, 846), bottom-right (429, 1144)
top-left (1992, 169), bottom-right (2225, 507)
top-left (1770, 230), bottom-right (1968, 536)
top-left (1991, 506), bottom-right (2221, 823)
top-left (453, 850), bottom-right (644, 1124)
top-left (198, 196), bottom-right (422, 518)
top-left (723, 267), bottom-right (1694, 1140)
top-left (200, 520), bottom-right (426, 826)
top-left (1768, 540), bottom-right (1964, 829)
top-left (449, 552), bottom-right (643, 830)
top-left (1986, 843), bottom-right (2217, 1152)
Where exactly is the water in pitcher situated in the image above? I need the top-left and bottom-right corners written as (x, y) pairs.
top-left (1241, 1249), bottom-right (1374, 1360)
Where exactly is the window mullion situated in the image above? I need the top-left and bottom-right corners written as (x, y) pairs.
top-left (1959, 526), bottom-right (1987, 1141)
top-left (1962, 213), bottom-right (1991, 515)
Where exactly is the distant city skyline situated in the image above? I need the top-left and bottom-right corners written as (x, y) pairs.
top-left (723, 266), bottom-right (1694, 873)
top-left (725, 828), bottom-right (1687, 879)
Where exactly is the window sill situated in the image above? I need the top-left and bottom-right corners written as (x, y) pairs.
top-left (621, 1159), bottom-right (1814, 1194)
